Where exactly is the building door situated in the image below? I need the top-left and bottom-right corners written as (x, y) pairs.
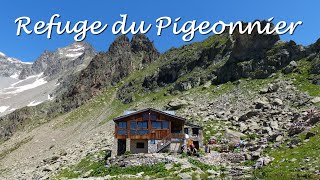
top-left (193, 141), bottom-right (199, 150)
top-left (117, 139), bottom-right (126, 155)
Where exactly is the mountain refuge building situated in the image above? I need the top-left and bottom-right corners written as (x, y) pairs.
top-left (113, 108), bottom-right (203, 155)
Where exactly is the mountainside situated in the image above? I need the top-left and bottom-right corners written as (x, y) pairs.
top-left (0, 23), bottom-right (320, 179)
top-left (55, 34), bottom-right (159, 111)
top-left (0, 52), bottom-right (31, 78)
top-left (19, 42), bottom-right (95, 81)
top-left (0, 42), bottom-right (96, 117)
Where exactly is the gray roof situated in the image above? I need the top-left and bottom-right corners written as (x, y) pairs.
top-left (113, 108), bottom-right (186, 122)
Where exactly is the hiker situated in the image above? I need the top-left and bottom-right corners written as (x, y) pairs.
top-left (181, 144), bottom-right (186, 153)
top-left (205, 143), bottom-right (211, 153)
top-left (190, 143), bottom-right (195, 153)
top-left (187, 147), bottom-right (192, 156)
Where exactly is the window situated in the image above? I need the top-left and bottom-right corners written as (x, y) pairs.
top-left (138, 121), bottom-right (148, 129)
top-left (184, 128), bottom-right (189, 134)
top-left (192, 128), bottom-right (199, 135)
top-left (152, 121), bottom-right (162, 129)
top-left (117, 130), bottom-right (127, 135)
top-left (150, 139), bottom-right (156, 144)
top-left (163, 121), bottom-right (169, 129)
top-left (118, 122), bottom-right (127, 129)
top-left (136, 142), bottom-right (145, 148)
top-left (137, 130), bottom-right (148, 134)
top-left (143, 113), bottom-right (149, 121)
top-left (130, 121), bottom-right (136, 129)
top-left (151, 114), bottom-right (158, 121)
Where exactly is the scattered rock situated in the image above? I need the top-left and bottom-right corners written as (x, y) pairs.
top-left (272, 98), bottom-right (283, 106)
top-left (305, 132), bottom-right (316, 139)
top-left (276, 135), bottom-right (283, 142)
top-left (168, 98), bottom-right (188, 110)
top-left (224, 129), bottom-right (246, 144)
top-left (178, 173), bottom-right (192, 180)
top-left (311, 97), bottom-right (320, 104)
top-left (283, 61), bottom-right (298, 74)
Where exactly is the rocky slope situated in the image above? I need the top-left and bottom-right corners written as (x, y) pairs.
top-left (19, 42), bottom-right (95, 81)
top-left (0, 23), bottom-right (319, 179)
top-left (0, 52), bottom-right (31, 78)
top-left (0, 34), bottom-right (159, 141)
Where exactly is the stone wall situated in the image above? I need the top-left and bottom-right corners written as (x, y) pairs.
top-left (148, 140), bottom-right (159, 153)
top-left (106, 153), bottom-right (177, 167)
top-left (126, 138), bottom-right (131, 152)
top-left (130, 139), bottom-right (148, 154)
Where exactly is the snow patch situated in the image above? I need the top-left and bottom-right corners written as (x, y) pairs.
top-left (4, 73), bottom-right (47, 94)
top-left (65, 52), bottom-right (83, 58)
top-left (0, 52), bottom-right (6, 57)
top-left (0, 106), bottom-right (9, 113)
top-left (48, 94), bottom-right (54, 100)
top-left (11, 73), bottom-right (43, 87)
top-left (7, 57), bottom-right (22, 64)
top-left (68, 47), bottom-right (85, 52)
top-left (10, 73), bottom-right (19, 79)
top-left (8, 108), bottom-right (16, 112)
top-left (27, 101), bottom-right (43, 107)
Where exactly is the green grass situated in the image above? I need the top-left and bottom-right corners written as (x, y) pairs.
top-left (91, 163), bottom-right (168, 177)
top-left (285, 59), bottom-right (320, 97)
top-left (55, 151), bottom-right (184, 179)
top-left (188, 158), bottom-right (215, 171)
top-left (194, 34), bottom-right (228, 49)
top-left (55, 150), bottom-right (107, 179)
top-left (254, 124), bottom-right (320, 179)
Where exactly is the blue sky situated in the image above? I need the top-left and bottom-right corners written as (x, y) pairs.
top-left (0, 0), bottom-right (319, 62)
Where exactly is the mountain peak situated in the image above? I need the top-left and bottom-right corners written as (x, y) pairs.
top-left (108, 35), bottom-right (131, 55)
top-left (18, 42), bottom-right (96, 80)
top-left (131, 34), bottom-right (158, 53)
top-left (0, 52), bottom-right (31, 77)
top-left (0, 52), bottom-right (7, 58)
top-left (229, 20), bottom-right (280, 62)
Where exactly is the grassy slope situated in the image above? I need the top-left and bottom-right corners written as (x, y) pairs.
top-left (254, 58), bottom-right (320, 179)
top-left (255, 124), bottom-right (320, 180)
top-left (54, 39), bottom-right (320, 179)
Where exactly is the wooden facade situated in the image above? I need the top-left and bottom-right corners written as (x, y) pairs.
top-left (113, 108), bottom-right (203, 155)
top-left (114, 108), bottom-right (185, 140)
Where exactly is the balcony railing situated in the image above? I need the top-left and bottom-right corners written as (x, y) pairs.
top-left (157, 133), bottom-right (185, 152)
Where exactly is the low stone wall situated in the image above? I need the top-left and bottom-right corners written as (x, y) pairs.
top-left (221, 153), bottom-right (245, 163)
top-left (106, 153), bottom-right (177, 167)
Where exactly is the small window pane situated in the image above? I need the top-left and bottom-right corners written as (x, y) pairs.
top-left (138, 121), bottom-right (148, 129)
top-left (163, 121), bottom-right (169, 129)
top-left (130, 121), bottom-right (136, 129)
top-left (118, 130), bottom-right (127, 135)
top-left (137, 130), bottom-right (148, 134)
top-left (192, 128), bottom-right (199, 135)
top-left (130, 130), bottom-right (137, 134)
top-left (136, 142), bottom-right (144, 148)
top-left (184, 128), bottom-right (189, 134)
top-left (143, 113), bottom-right (149, 120)
top-left (118, 122), bottom-right (127, 128)
top-left (152, 121), bottom-right (162, 129)
top-left (151, 114), bottom-right (158, 121)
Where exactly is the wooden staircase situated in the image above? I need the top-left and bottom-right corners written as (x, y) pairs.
top-left (156, 133), bottom-right (185, 153)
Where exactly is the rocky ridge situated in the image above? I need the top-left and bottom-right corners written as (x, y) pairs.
top-left (0, 52), bottom-right (31, 77)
